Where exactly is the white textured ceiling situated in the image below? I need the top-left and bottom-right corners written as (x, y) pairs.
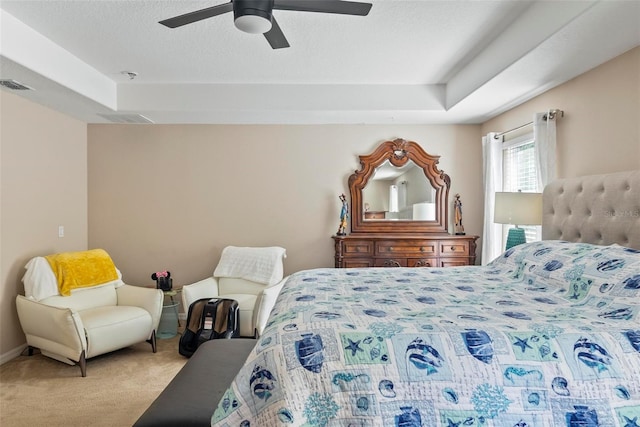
top-left (1, 0), bottom-right (639, 124)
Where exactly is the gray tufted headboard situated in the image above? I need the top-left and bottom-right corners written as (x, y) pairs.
top-left (542, 170), bottom-right (640, 250)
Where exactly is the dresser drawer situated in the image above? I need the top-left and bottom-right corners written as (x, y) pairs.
top-left (374, 258), bottom-right (407, 267)
top-left (364, 211), bottom-right (385, 219)
top-left (408, 258), bottom-right (438, 268)
top-left (343, 240), bottom-right (374, 256)
top-left (439, 258), bottom-right (472, 267)
top-left (343, 259), bottom-right (376, 268)
top-left (407, 258), bottom-right (438, 267)
top-left (376, 241), bottom-right (437, 256)
top-left (439, 241), bottom-right (470, 257)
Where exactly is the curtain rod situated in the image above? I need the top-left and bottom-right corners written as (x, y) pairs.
top-left (494, 109), bottom-right (564, 139)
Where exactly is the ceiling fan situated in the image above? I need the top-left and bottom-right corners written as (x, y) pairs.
top-left (159, 0), bottom-right (372, 49)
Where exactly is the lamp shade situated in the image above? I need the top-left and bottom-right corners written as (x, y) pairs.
top-left (413, 202), bottom-right (436, 220)
top-left (494, 192), bottom-right (542, 225)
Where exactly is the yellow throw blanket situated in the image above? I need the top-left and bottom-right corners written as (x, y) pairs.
top-left (45, 249), bottom-right (118, 296)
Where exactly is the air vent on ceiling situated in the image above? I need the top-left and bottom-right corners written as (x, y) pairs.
top-left (97, 113), bottom-right (154, 124)
top-left (0, 79), bottom-right (33, 91)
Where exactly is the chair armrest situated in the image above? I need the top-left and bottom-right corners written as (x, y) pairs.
top-left (182, 277), bottom-right (219, 313)
top-left (116, 284), bottom-right (163, 332)
top-left (15, 295), bottom-right (86, 359)
top-left (254, 276), bottom-right (288, 336)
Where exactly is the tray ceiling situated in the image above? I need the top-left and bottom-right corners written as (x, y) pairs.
top-left (1, 0), bottom-right (638, 124)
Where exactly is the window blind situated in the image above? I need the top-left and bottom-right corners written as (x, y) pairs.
top-left (502, 137), bottom-right (540, 244)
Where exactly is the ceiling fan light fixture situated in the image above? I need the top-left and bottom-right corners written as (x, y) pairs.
top-left (234, 14), bottom-right (272, 33)
top-left (159, 0), bottom-right (371, 49)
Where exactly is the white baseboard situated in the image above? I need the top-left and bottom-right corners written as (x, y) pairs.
top-left (0, 344), bottom-right (28, 365)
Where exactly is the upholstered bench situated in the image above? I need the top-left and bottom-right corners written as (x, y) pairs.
top-left (133, 338), bottom-right (257, 427)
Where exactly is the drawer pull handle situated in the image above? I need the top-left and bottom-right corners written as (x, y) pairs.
top-left (420, 247), bottom-right (424, 252)
top-left (451, 246), bottom-right (456, 251)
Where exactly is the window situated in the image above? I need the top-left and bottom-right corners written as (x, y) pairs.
top-left (501, 133), bottom-right (541, 245)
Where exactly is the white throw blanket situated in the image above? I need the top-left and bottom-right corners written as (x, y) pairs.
top-left (213, 246), bottom-right (286, 286)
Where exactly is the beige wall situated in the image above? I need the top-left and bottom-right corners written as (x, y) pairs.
top-left (0, 91), bottom-right (87, 359)
top-left (482, 46), bottom-right (640, 178)
top-left (2, 46), bottom-right (638, 361)
top-left (88, 125), bottom-right (483, 287)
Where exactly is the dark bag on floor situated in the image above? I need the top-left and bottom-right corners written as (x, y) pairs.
top-left (178, 298), bottom-right (240, 358)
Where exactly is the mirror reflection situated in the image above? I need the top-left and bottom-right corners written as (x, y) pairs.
top-left (362, 160), bottom-right (436, 221)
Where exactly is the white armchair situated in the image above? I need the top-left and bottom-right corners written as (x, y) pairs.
top-left (16, 252), bottom-right (162, 377)
top-left (182, 246), bottom-right (287, 337)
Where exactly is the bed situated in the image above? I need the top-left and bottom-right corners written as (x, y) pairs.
top-left (210, 171), bottom-right (639, 427)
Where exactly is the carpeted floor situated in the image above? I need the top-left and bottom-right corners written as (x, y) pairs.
top-left (0, 333), bottom-right (187, 427)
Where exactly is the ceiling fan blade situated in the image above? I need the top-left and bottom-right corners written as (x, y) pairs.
top-left (264, 17), bottom-right (290, 49)
top-left (274, 0), bottom-right (372, 16)
top-left (159, 2), bottom-right (234, 28)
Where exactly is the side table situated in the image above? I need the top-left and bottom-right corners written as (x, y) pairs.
top-left (158, 289), bottom-right (181, 339)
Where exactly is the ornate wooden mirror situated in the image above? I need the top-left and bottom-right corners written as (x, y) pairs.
top-left (349, 138), bottom-right (450, 234)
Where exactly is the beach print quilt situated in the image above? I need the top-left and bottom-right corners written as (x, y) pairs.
top-left (211, 241), bottom-right (640, 426)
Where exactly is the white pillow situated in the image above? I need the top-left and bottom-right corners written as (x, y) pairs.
top-left (22, 257), bottom-right (58, 301)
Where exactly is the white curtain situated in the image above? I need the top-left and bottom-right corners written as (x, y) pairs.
top-left (533, 111), bottom-right (557, 189)
top-left (481, 113), bottom-right (557, 264)
top-left (388, 185), bottom-right (399, 213)
top-left (481, 132), bottom-right (503, 265)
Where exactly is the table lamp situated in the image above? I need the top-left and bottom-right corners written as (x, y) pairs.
top-left (494, 191), bottom-right (542, 249)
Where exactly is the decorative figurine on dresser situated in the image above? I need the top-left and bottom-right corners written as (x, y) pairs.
top-left (337, 193), bottom-right (348, 236)
top-left (333, 138), bottom-right (478, 268)
top-left (454, 193), bottom-right (466, 235)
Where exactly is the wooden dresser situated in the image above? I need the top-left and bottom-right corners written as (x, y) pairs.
top-left (333, 234), bottom-right (478, 268)
top-left (335, 138), bottom-right (477, 269)
top-left (364, 211), bottom-right (386, 220)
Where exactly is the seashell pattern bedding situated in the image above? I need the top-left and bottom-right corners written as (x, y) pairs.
top-left (211, 240), bottom-right (640, 426)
